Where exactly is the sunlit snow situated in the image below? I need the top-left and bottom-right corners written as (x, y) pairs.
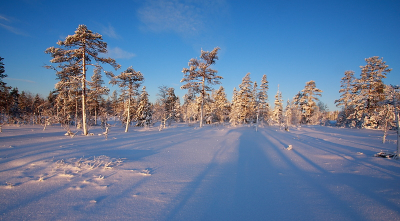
top-left (0, 123), bottom-right (399, 220)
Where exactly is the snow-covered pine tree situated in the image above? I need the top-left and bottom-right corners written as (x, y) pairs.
top-left (229, 87), bottom-right (240, 126)
top-left (272, 86), bottom-right (283, 126)
top-left (136, 86), bottom-right (152, 127)
top-left (251, 81), bottom-right (258, 124)
top-left (110, 67), bottom-right (143, 132)
top-left (155, 86), bottom-right (178, 128)
top-left (88, 66), bottom-right (109, 126)
top-left (284, 99), bottom-right (292, 129)
top-left (237, 73), bottom-right (254, 124)
top-left (165, 87), bottom-right (178, 126)
top-left (299, 80), bottom-right (322, 124)
top-left (258, 74), bottom-right (269, 124)
top-left (108, 90), bottom-right (119, 117)
top-left (45, 25), bottom-right (120, 135)
top-left (212, 86), bottom-right (230, 123)
top-left (181, 47), bottom-right (222, 127)
top-left (182, 88), bottom-right (197, 124)
top-left (335, 70), bottom-right (356, 126)
top-left (357, 56), bottom-right (392, 128)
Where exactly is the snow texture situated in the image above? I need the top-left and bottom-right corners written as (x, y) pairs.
top-left (0, 124), bottom-right (400, 220)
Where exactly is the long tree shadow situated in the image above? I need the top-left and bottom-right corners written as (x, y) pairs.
top-left (164, 127), bottom-right (367, 220)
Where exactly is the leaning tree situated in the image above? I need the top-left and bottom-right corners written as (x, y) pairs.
top-left (45, 25), bottom-right (120, 135)
top-left (181, 47), bottom-right (222, 127)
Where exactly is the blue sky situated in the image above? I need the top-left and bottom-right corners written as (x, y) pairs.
top-left (1, 0), bottom-right (399, 111)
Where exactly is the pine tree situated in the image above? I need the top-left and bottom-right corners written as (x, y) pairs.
top-left (181, 47), bottom-right (222, 127)
top-left (237, 73), bottom-right (253, 123)
top-left (212, 86), bottom-right (230, 123)
top-left (258, 74), bottom-right (269, 124)
top-left (0, 57), bottom-right (11, 128)
top-left (110, 67), bottom-right (143, 132)
top-left (273, 86), bottom-right (283, 125)
top-left (182, 88), bottom-right (197, 124)
top-left (0, 57), bottom-right (6, 87)
top-left (165, 88), bottom-right (178, 126)
top-left (357, 56), bottom-right (391, 128)
top-left (300, 80), bottom-right (322, 124)
top-left (335, 70), bottom-right (356, 126)
top-left (109, 90), bottom-right (119, 116)
top-left (136, 86), bottom-right (152, 127)
top-left (229, 87), bottom-right (240, 126)
top-left (45, 24), bottom-right (120, 135)
top-left (88, 66), bottom-right (109, 125)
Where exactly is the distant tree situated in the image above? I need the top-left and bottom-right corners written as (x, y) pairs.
top-left (212, 86), bottom-right (230, 123)
top-left (136, 86), bottom-right (152, 127)
top-left (0, 57), bottom-right (11, 129)
top-left (0, 57), bottom-right (6, 86)
top-left (88, 66), bottom-right (109, 125)
top-left (299, 80), bottom-right (322, 124)
top-left (110, 67), bottom-right (143, 132)
top-left (272, 86), bottom-right (283, 125)
top-left (335, 70), bottom-right (356, 126)
top-left (45, 24), bottom-right (120, 135)
top-left (237, 73), bottom-right (253, 123)
top-left (229, 87), bottom-right (240, 126)
top-left (257, 74), bottom-right (269, 124)
top-left (357, 56), bottom-right (391, 128)
top-left (181, 47), bottom-right (222, 127)
top-left (182, 88), bottom-right (197, 124)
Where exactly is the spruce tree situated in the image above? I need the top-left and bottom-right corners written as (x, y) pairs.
top-left (273, 86), bottom-right (283, 125)
top-left (213, 86), bottom-right (230, 123)
top-left (0, 57), bottom-right (11, 127)
top-left (45, 25), bottom-right (120, 135)
top-left (136, 86), bottom-right (152, 127)
top-left (237, 73), bottom-right (253, 123)
top-left (181, 47), bottom-right (222, 127)
top-left (258, 74), bottom-right (269, 123)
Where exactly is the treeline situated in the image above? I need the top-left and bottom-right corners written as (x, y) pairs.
top-left (335, 56), bottom-right (399, 132)
top-left (0, 25), bottom-right (398, 135)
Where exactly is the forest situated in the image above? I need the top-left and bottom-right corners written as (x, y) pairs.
top-left (0, 25), bottom-right (399, 136)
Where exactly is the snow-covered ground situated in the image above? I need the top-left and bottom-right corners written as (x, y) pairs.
top-left (0, 123), bottom-right (399, 220)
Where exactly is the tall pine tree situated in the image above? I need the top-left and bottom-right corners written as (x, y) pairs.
top-left (45, 25), bottom-right (120, 135)
top-left (181, 47), bottom-right (222, 127)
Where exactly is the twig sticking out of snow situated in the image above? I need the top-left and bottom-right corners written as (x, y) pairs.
top-left (286, 145), bottom-right (293, 150)
top-left (374, 151), bottom-right (396, 158)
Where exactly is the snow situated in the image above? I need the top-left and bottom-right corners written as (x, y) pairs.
top-left (1, 124), bottom-right (400, 220)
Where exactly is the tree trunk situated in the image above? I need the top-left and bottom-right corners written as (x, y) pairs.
top-left (94, 103), bottom-right (97, 126)
top-left (125, 96), bottom-right (130, 133)
top-left (200, 76), bottom-right (205, 128)
top-left (82, 47), bottom-right (88, 136)
top-left (75, 92), bottom-right (78, 128)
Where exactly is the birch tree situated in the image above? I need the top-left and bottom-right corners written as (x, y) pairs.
top-left (45, 24), bottom-right (120, 135)
top-left (181, 47), bottom-right (222, 127)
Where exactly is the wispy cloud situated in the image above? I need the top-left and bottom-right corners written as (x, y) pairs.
top-left (107, 47), bottom-right (136, 59)
top-left (99, 23), bottom-right (120, 39)
top-left (5, 78), bottom-right (36, 83)
top-left (0, 14), bottom-right (28, 36)
top-left (0, 15), bottom-right (10, 21)
top-left (137, 0), bottom-right (228, 36)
